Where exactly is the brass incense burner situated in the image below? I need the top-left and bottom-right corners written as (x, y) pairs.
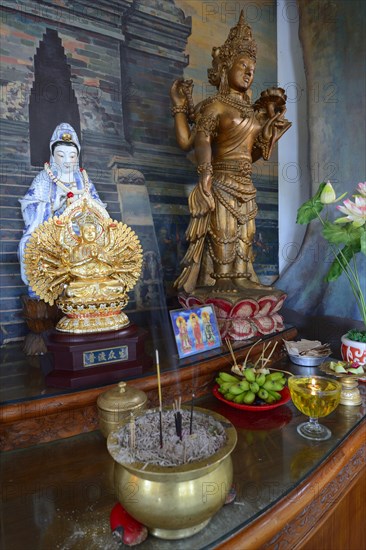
top-left (107, 407), bottom-right (237, 540)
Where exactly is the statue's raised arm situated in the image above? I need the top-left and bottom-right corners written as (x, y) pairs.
top-left (170, 78), bottom-right (196, 151)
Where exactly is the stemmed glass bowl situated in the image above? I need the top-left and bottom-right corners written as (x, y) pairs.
top-left (288, 376), bottom-right (342, 441)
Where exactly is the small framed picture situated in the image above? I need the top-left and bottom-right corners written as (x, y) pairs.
top-left (169, 305), bottom-right (222, 359)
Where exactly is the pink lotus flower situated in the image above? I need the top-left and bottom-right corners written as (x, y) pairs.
top-left (357, 182), bottom-right (366, 198)
top-left (336, 195), bottom-right (366, 227)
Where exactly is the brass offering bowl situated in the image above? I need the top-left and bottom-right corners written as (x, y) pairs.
top-left (107, 406), bottom-right (237, 540)
top-left (97, 381), bottom-right (147, 438)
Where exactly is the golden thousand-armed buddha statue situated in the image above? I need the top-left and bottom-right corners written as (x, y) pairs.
top-left (24, 192), bottom-right (143, 333)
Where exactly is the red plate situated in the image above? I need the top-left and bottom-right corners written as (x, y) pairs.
top-left (213, 384), bottom-right (291, 411)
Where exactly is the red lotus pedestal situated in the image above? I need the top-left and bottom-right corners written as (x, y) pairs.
top-left (43, 324), bottom-right (152, 388)
top-left (178, 289), bottom-right (287, 341)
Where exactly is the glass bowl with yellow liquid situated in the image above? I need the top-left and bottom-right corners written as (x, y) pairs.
top-left (288, 376), bottom-right (342, 440)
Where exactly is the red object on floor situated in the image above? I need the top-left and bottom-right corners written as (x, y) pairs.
top-left (110, 503), bottom-right (148, 546)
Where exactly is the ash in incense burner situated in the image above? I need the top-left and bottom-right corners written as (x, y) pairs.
top-left (108, 408), bottom-right (227, 466)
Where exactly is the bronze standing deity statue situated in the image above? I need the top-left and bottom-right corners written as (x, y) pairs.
top-left (171, 12), bottom-right (291, 297)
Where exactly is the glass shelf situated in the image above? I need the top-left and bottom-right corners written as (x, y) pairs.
top-left (1, 378), bottom-right (365, 549)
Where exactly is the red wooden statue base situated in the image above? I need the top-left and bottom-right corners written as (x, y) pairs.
top-left (43, 324), bottom-right (152, 388)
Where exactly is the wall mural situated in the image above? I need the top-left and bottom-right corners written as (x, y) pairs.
top-left (0, 0), bottom-right (277, 342)
top-left (278, 0), bottom-right (366, 321)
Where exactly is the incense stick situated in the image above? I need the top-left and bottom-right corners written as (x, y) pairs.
top-left (176, 411), bottom-right (182, 440)
top-left (261, 341), bottom-right (278, 367)
top-left (244, 338), bottom-right (262, 368)
top-left (174, 397), bottom-right (182, 440)
top-left (129, 414), bottom-right (136, 450)
top-left (225, 337), bottom-right (238, 368)
top-left (189, 393), bottom-right (195, 435)
top-left (156, 349), bottom-right (163, 411)
top-left (155, 349), bottom-right (163, 447)
top-left (254, 341), bottom-right (271, 368)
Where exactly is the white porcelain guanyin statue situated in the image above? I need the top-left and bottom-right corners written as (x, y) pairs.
top-left (18, 122), bottom-right (104, 297)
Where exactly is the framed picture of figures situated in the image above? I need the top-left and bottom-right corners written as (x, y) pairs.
top-left (169, 305), bottom-right (222, 359)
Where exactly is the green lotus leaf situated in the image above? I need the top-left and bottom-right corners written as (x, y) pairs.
top-left (325, 242), bottom-right (361, 282)
top-left (296, 182), bottom-right (326, 224)
top-left (323, 221), bottom-right (362, 245)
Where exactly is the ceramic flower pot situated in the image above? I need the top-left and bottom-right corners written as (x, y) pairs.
top-left (341, 334), bottom-right (366, 366)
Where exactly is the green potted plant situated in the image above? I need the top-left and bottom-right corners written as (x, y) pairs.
top-left (297, 181), bottom-right (366, 365)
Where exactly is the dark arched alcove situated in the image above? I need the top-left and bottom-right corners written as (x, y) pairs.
top-left (29, 28), bottom-right (81, 166)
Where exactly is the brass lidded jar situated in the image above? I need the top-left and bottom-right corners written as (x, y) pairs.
top-left (97, 381), bottom-right (148, 438)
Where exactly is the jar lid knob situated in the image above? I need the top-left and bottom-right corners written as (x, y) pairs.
top-left (118, 382), bottom-right (127, 393)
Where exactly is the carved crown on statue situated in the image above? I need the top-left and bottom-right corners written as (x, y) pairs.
top-left (24, 194), bottom-right (143, 333)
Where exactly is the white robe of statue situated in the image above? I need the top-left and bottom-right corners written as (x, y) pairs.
top-left (18, 122), bottom-right (103, 297)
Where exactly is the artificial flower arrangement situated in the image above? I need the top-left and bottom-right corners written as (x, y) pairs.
top-left (297, 181), bottom-right (366, 343)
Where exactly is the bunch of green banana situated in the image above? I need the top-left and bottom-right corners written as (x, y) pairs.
top-left (216, 369), bottom-right (287, 405)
